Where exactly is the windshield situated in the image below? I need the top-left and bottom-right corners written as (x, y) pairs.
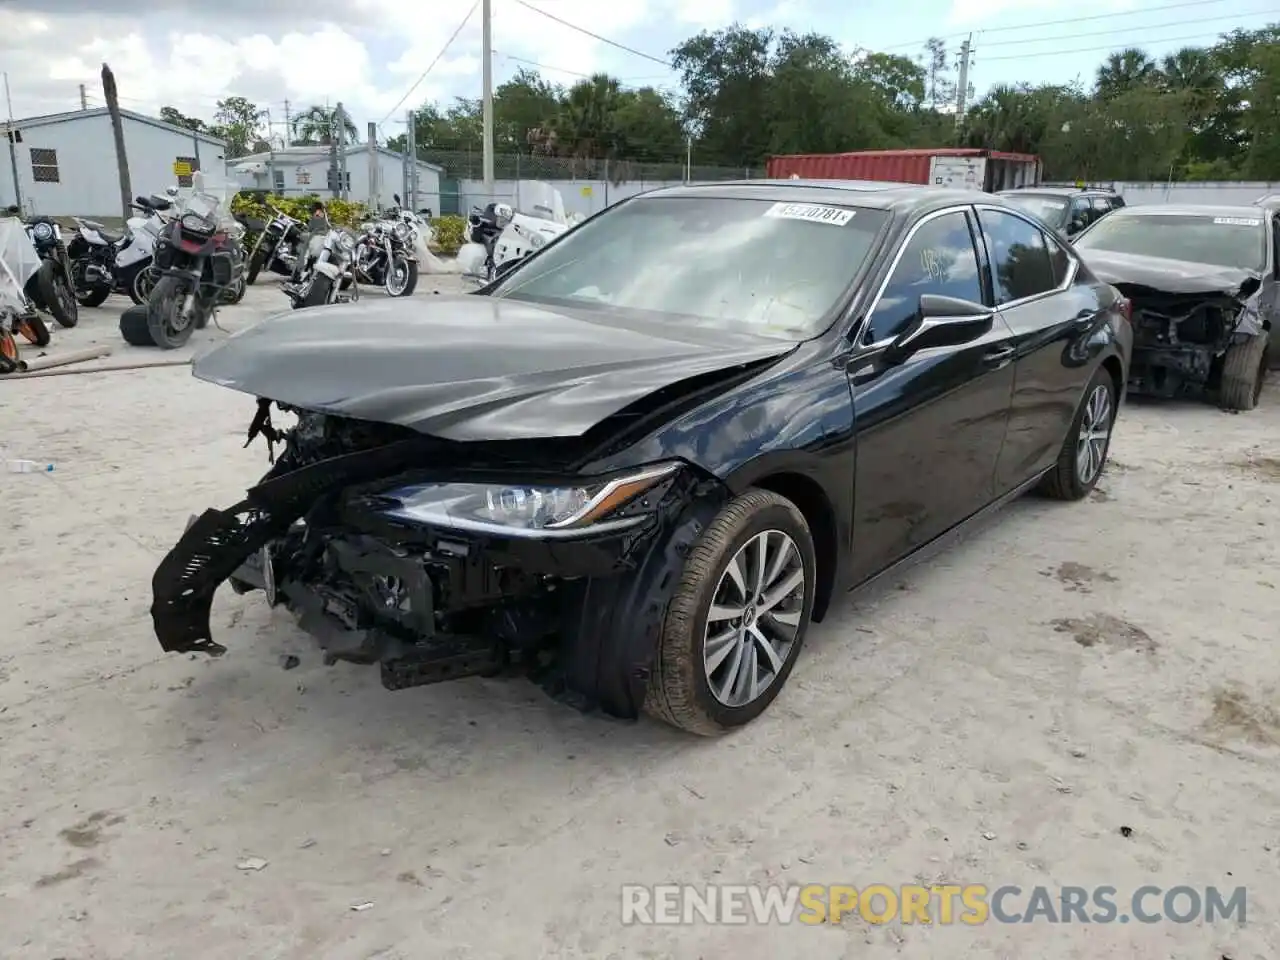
top-left (489, 196), bottom-right (888, 340)
top-left (1074, 212), bottom-right (1267, 272)
top-left (1000, 194), bottom-right (1069, 226)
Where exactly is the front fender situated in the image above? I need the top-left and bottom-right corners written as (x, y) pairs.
top-left (313, 260), bottom-right (341, 280)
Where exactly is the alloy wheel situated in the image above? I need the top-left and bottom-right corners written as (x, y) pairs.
top-left (386, 259), bottom-right (409, 296)
top-left (1075, 383), bottom-right (1112, 485)
top-left (703, 529), bottom-right (806, 708)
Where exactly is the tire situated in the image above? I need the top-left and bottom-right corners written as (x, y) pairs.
top-left (128, 265), bottom-right (157, 306)
top-left (644, 489), bottom-right (816, 736)
top-left (16, 312), bottom-right (50, 347)
top-left (1039, 365), bottom-right (1117, 501)
top-left (0, 328), bottom-right (19, 373)
top-left (1218, 331), bottom-right (1269, 412)
top-left (146, 275), bottom-right (196, 349)
top-left (246, 249), bottom-right (265, 286)
top-left (295, 274), bottom-right (333, 310)
top-left (76, 284), bottom-right (110, 308)
top-left (230, 276), bottom-right (246, 304)
top-left (119, 305), bottom-right (156, 346)
top-left (386, 256), bottom-right (418, 297)
top-left (36, 262), bottom-right (78, 328)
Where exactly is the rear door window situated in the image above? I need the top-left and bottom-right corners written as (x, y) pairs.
top-left (979, 209), bottom-right (1058, 304)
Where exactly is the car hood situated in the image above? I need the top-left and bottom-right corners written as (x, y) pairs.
top-left (1081, 250), bottom-right (1262, 299)
top-left (194, 295), bottom-right (796, 441)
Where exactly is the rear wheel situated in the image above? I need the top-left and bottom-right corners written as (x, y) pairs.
top-left (76, 283), bottom-right (110, 308)
top-left (1039, 366), bottom-right (1116, 501)
top-left (0, 327), bottom-right (19, 373)
top-left (16, 312), bottom-right (50, 347)
top-left (146, 276), bottom-right (196, 349)
top-left (644, 490), bottom-right (815, 736)
top-left (128, 265), bottom-right (157, 305)
top-left (1219, 331), bottom-right (1268, 412)
top-left (36, 262), bottom-right (78, 327)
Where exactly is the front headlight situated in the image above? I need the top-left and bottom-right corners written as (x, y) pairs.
top-left (376, 463), bottom-right (679, 537)
top-left (338, 231), bottom-right (356, 253)
top-left (32, 221), bottom-right (53, 241)
top-left (181, 213), bottom-right (212, 233)
top-left (529, 231), bottom-right (546, 249)
top-left (394, 222), bottom-right (412, 243)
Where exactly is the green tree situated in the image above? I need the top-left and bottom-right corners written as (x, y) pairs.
top-left (291, 105), bottom-right (359, 146)
top-left (159, 106), bottom-right (208, 133)
top-left (211, 96), bottom-right (269, 158)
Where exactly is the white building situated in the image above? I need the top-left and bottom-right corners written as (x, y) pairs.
top-left (229, 145), bottom-right (443, 214)
top-left (0, 107), bottom-right (227, 218)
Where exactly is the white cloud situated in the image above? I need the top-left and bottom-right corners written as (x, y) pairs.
top-left (945, 0), bottom-right (1137, 26)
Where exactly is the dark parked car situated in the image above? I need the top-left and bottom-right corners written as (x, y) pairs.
top-left (996, 187), bottom-right (1125, 238)
top-left (150, 181), bottom-right (1132, 735)
top-left (1072, 203), bottom-right (1276, 410)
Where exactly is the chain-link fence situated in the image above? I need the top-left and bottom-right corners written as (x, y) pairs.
top-left (419, 149), bottom-right (763, 184)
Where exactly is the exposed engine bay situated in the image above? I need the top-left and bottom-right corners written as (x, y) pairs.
top-left (150, 401), bottom-right (726, 717)
top-left (1115, 278), bottom-right (1265, 399)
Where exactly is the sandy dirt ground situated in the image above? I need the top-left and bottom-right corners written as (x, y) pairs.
top-left (2, 280), bottom-right (1278, 959)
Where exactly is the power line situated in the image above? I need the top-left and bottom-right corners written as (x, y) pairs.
top-left (973, 8), bottom-right (1280, 48)
top-left (882, 0), bottom-right (1237, 50)
top-left (976, 28), bottom-right (1252, 61)
top-left (379, 0), bottom-right (479, 126)
top-left (495, 51), bottom-right (670, 85)
top-left (510, 0), bottom-right (673, 68)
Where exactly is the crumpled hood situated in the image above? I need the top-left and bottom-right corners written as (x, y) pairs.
top-left (194, 295), bottom-right (795, 441)
top-left (1082, 250), bottom-right (1262, 299)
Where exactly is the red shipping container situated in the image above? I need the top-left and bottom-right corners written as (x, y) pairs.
top-left (765, 148), bottom-right (1041, 192)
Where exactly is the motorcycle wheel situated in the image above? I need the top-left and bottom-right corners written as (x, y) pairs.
top-left (295, 275), bottom-right (333, 310)
top-left (146, 276), bottom-right (196, 349)
top-left (230, 276), bottom-right (246, 304)
top-left (128, 265), bottom-right (157, 306)
top-left (36, 262), bottom-right (78, 327)
top-left (246, 249), bottom-right (266, 285)
top-left (385, 256), bottom-right (419, 297)
top-left (0, 328), bottom-right (20, 373)
top-left (16, 312), bottom-right (50, 347)
top-left (76, 281), bottom-right (111, 308)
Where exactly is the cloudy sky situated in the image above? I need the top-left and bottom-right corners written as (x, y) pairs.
top-left (0, 0), bottom-right (1272, 145)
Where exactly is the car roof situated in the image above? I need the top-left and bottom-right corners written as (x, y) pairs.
top-left (1101, 204), bottom-right (1269, 219)
top-left (997, 187), bottom-right (1117, 197)
top-left (637, 179), bottom-right (1019, 214)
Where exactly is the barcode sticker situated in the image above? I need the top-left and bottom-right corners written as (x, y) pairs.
top-left (1213, 217), bottom-right (1261, 226)
top-left (764, 202), bottom-right (855, 226)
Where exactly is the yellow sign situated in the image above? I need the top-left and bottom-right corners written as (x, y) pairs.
top-left (580, 185), bottom-right (593, 197)
top-left (173, 161), bottom-right (193, 177)
top-left (1075, 179), bottom-right (1085, 188)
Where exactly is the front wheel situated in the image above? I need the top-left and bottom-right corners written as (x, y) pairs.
top-left (644, 489), bottom-right (816, 736)
top-left (128, 264), bottom-right (157, 305)
top-left (0, 328), bottom-right (20, 373)
top-left (146, 275), bottom-right (196, 349)
top-left (1219, 331), bottom-right (1269, 412)
top-left (1039, 366), bottom-right (1117, 500)
top-left (36, 262), bottom-right (78, 327)
top-left (385, 256), bottom-right (418, 297)
top-left (16, 312), bottom-right (50, 347)
top-left (246, 248), bottom-right (266, 285)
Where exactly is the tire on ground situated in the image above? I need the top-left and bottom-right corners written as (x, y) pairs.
top-left (644, 488), bottom-right (816, 736)
top-left (119, 304), bottom-right (156, 346)
top-left (1039, 364), bottom-right (1118, 501)
top-left (1219, 331), bottom-right (1269, 412)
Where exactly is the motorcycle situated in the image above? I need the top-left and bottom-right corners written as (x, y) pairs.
top-left (457, 202), bottom-right (511, 281)
top-left (456, 187), bottom-right (573, 282)
top-left (282, 225), bottom-right (359, 309)
top-left (353, 202), bottom-right (419, 296)
top-left (0, 212), bottom-right (49, 369)
top-left (68, 190), bottom-right (177, 307)
top-left (244, 203), bottom-right (304, 284)
top-left (21, 213), bottom-right (78, 328)
top-left (119, 173), bottom-right (244, 349)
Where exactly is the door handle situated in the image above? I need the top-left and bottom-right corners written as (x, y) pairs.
top-left (1071, 309), bottom-right (1098, 328)
top-left (983, 345), bottom-right (1016, 366)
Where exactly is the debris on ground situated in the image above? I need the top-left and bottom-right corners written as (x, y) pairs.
top-left (236, 857), bottom-right (269, 871)
top-left (351, 902), bottom-right (374, 912)
top-left (279, 654), bottom-right (300, 670)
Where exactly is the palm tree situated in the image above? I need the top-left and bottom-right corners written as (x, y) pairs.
top-left (291, 105), bottom-right (360, 146)
top-left (1095, 49), bottom-right (1158, 99)
top-left (551, 75), bottom-right (624, 158)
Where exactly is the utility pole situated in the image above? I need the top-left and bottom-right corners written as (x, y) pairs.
top-left (481, 0), bottom-right (494, 197)
top-left (367, 121), bottom-right (378, 208)
top-left (335, 103), bottom-right (348, 200)
top-left (79, 84), bottom-right (87, 110)
top-left (101, 63), bottom-right (131, 222)
top-left (265, 107), bottom-right (276, 191)
top-left (283, 99), bottom-right (291, 147)
top-left (328, 112), bottom-right (340, 199)
top-left (954, 34), bottom-right (973, 129)
top-left (402, 110), bottom-right (412, 206)
top-left (3, 73), bottom-right (21, 213)
top-left (406, 111), bottom-right (418, 211)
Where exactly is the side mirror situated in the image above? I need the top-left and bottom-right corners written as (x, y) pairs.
top-left (884, 294), bottom-right (993, 365)
top-left (393, 193), bottom-right (401, 206)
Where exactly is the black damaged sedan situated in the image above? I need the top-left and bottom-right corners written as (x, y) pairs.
top-left (153, 180), bottom-right (1132, 735)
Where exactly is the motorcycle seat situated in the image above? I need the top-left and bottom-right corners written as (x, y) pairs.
top-left (81, 219), bottom-right (123, 243)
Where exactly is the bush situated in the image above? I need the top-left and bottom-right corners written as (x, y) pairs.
top-left (428, 215), bottom-right (467, 255)
top-left (230, 192), bottom-right (370, 250)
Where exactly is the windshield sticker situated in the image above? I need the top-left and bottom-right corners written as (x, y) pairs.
top-left (1213, 217), bottom-right (1261, 226)
top-left (764, 202), bottom-right (855, 226)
